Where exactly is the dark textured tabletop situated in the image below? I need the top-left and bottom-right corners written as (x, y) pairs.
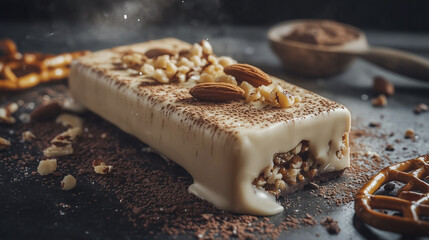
top-left (1, 22), bottom-right (429, 239)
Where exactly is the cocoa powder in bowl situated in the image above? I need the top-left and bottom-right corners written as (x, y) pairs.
top-left (282, 20), bottom-right (359, 46)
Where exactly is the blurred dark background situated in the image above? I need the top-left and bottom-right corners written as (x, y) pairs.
top-left (1, 0), bottom-right (429, 32)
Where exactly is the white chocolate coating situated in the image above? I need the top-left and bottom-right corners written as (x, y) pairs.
top-left (69, 38), bottom-right (351, 215)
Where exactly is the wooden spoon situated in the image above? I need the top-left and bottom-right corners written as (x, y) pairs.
top-left (268, 19), bottom-right (429, 81)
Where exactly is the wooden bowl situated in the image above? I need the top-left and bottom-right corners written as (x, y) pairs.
top-left (267, 19), bottom-right (369, 77)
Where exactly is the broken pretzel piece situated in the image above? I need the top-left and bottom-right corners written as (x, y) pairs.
top-left (355, 154), bottom-right (429, 235)
top-left (0, 38), bottom-right (89, 91)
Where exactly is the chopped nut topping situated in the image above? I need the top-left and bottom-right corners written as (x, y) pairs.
top-left (21, 131), bottom-right (36, 142)
top-left (122, 53), bottom-right (145, 69)
top-left (37, 159), bottom-right (57, 176)
top-left (239, 81), bottom-right (301, 108)
top-left (121, 40), bottom-right (300, 108)
top-left (372, 94), bottom-right (387, 107)
top-left (61, 174), bottom-right (76, 191)
top-left (200, 40), bottom-right (213, 55)
top-left (0, 137), bottom-right (11, 150)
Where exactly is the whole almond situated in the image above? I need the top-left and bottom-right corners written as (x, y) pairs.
top-left (189, 82), bottom-right (245, 102)
top-left (224, 63), bottom-right (271, 87)
top-left (145, 48), bottom-right (175, 58)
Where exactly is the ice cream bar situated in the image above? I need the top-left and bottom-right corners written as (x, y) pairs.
top-left (69, 38), bottom-right (351, 215)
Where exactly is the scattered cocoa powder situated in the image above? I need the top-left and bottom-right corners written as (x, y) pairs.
top-left (282, 20), bottom-right (359, 46)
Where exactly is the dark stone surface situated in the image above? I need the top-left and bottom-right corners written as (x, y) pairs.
top-left (1, 23), bottom-right (429, 239)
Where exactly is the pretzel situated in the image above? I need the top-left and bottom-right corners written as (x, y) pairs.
top-left (0, 38), bottom-right (89, 91)
top-left (355, 154), bottom-right (429, 235)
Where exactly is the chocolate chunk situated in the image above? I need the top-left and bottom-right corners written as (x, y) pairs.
top-left (368, 122), bottom-right (381, 128)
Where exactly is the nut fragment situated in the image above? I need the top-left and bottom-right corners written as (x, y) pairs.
top-left (0, 137), bottom-right (11, 150)
top-left (141, 63), bottom-right (155, 76)
top-left (216, 75), bottom-right (237, 85)
top-left (224, 64), bottom-right (272, 87)
top-left (274, 179), bottom-right (287, 190)
top-left (122, 53), bottom-right (145, 68)
top-left (217, 56), bottom-right (236, 67)
top-left (200, 40), bottom-right (213, 55)
top-left (189, 82), bottom-right (245, 102)
top-left (44, 144), bottom-right (73, 157)
top-left (44, 119), bottom-right (83, 157)
top-left (61, 174), bottom-right (76, 191)
top-left (404, 128), bottom-right (415, 139)
top-left (274, 87), bottom-right (297, 108)
top-left (0, 102), bottom-right (18, 124)
top-left (372, 94), bottom-right (387, 107)
top-left (94, 165), bottom-right (113, 174)
top-left (153, 69), bottom-right (169, 84)
top-left (37, 159), bottom-right (57, 176)
top-left (6, 102), bottom-right (18, 113)
top-left (21, 131), bottom-right (36, 142)
top-left (414, 103), bottom-right (428, 114)
top-left (92, 159), bottom-right (113, 174)
top-left (56, 113), bottom-right (83, 128)
top-left (373, 76), bottom-right (394, 96)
